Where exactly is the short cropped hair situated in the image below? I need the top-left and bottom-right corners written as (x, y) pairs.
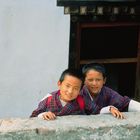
top-left (59, 68), bottom-right (83, 83)
top-left (82, 63), bottom-right (106, 79)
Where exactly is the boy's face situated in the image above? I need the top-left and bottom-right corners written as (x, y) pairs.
top-left (58, 75), bottom-right (82, 102)
top-left (84, 69), bottom-right (106, 96)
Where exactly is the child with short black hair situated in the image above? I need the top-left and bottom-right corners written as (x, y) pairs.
top-left (30, 69), bottom-right (86, 120)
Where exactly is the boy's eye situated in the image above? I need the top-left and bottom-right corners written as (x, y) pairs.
top-left (74, 87), bottom-right (79, 91)
top-left (65, 84), bottom-right (70, 88)
top-left (87, 79), bottom-right (102, 82)
top-left (96, 79), bottom-right (102, 82)
top-left (88, 79), bottom-right (93, 82)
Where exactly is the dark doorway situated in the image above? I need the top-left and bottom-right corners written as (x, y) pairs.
top-left (80, 26), bottom-right (138, 59)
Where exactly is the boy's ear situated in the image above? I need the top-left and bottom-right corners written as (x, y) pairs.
top-left (57, 81), bottom-right (61, 87)
top-left (84, 80), bottom-right (86, 84)
top-left (103, 78), bottom-right (106, 84)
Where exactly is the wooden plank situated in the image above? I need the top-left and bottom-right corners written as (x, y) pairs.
top-left (81, 23), bottom-right (140, 28)
top-left (80, 58), bottom-right (138, 64)
top-left (135, 26), bottom-right (140, 101)
top-left (57, 0), bottom-right (140, 6)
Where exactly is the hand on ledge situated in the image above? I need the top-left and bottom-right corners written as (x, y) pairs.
top-left (110, 106), bottom-right (125, 119)
top-left (38, 111), bottom-right (56, 121)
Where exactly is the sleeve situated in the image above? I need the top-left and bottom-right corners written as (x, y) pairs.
top-left (30, 95), bottom-right (52, 117)
top-left (100, 106), bottom-right (111, 114)
top-left (107, 89), bottom-right (130, 111)
top-left (38, 112), bottom-right (46, 119)
top-left (100, 106), bottom-right (118, 114)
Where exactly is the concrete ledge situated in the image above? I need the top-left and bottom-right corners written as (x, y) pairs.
top-left (0, 112), bottom-right (140, 140)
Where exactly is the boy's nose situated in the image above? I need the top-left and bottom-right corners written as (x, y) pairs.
top-left (68, 88), bottom-right (73, 93)
top-left (91, 80), bottom-right (97, 85)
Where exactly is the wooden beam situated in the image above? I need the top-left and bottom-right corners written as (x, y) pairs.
top-left (135, 26), bottom-right (140, 101)
top-left (80, 58), bottom-right (138, 64)
top-left (81, 23), bottom-right (140, 28)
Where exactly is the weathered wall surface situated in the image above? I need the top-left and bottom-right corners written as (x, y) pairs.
top-left (0, 112), bottom-right (140, 140)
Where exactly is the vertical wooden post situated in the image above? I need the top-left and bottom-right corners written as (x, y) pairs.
top-left (135, 26), bottom-right (140, 101)
top-left (69, 15), bottom-right (81, 69)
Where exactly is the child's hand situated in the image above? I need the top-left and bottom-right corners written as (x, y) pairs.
top-left (110, 106), bottom-right (125, 119)
top-left (42, 111), bottom-right (56, 120)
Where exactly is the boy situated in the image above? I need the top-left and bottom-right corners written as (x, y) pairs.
top-left (30, 68), bottom-right (123, 120)
top-left (81, 63), bottom-right (140, 118)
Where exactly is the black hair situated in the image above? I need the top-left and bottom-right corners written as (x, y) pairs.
top-left (59, 68), bottom-right (83, 83)
top-left (82, 63), bottom-right (106, 79)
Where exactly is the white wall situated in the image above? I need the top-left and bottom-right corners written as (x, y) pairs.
top-left (0, 0), bottom-right (70, 118)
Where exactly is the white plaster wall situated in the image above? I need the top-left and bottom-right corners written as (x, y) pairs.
top-left (0, 0), bottom-right (70, 118)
